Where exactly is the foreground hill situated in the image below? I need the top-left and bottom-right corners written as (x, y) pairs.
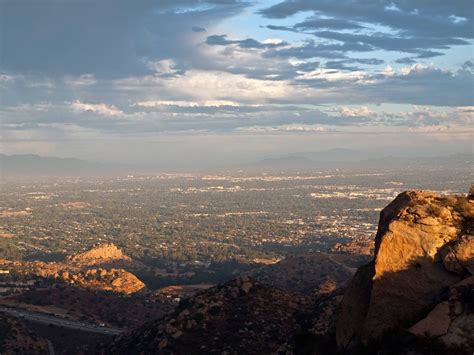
top-left (104, 188), bottom-right (473, 354)
top-left (107, 275), bottom-right (311, 354)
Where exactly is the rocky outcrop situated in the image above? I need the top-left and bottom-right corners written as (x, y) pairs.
top-left (64, 268), bottom-right (146, 294)
top-left (108, 276), bottom-right (311, 354)
top-left (331, 237), bottom-right (375, 256)
top-left (67, 243), bottom-right (131, 265)
top-left (0, 244), bottom-right (145, 295)
top-left (336, 190), bottom-right (473, 350)
top-left (249, 253), bottom-right (359, 296)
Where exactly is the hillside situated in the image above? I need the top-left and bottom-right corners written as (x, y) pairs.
top-left (0, 315), bottom-right (48, 354)
top-left (106, 276), bottom-right (311, 354)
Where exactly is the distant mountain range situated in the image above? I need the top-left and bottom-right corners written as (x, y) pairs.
top-left (1, 152), bottom-right (472, 176)
top-left (0, 154), bottom-right (103, 176)
top-left (249, 151), bottom-right (474, 171)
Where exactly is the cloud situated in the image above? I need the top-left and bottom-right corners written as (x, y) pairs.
top-left (395, 57), bottom-right (417, 64)
top-left (263, 39), bottom-right (374, 60)
top-left (192, 26), bottom-right (206, 33)
top-left (1, 0), bottom-right (249, 78)
top-left (236, 124), bottom-right (330, 133)
top-left (206, 34), bottom-right (287, 49)
top-left (64, 74), bottom-right (97, 87)
top-left (291, 64), bottom-right (474, 107)
top-left (338, 106), bottom-right (378, 118)
top-left (134, 100), bottom-right (241, 108)
top-left (261, 0), bottom-right (473, 59)
top-left (70, 100), bottom-right (123, 117)
top-left (0, 74), bottom-right (15, 84)
top-left (294, 17), bottom-right (366, 31)
top-left (145, 59), bottom-right (186, 77)
top-left (462, 60), bottom-right (474, 72)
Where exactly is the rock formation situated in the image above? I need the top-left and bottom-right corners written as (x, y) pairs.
top-left (331, 237), bottom-right (375, 256)
top-left (0, 243), bottom-right (145, 295)
top-left (67, 243), bottom-right (131, 265)
top-left (336, 190), bottom-right (473, 350)
top-left (62, 268), bottom-right (146, 294)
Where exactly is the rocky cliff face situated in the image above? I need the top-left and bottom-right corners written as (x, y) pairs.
top-left (336, 190), bottom-right (473, 350)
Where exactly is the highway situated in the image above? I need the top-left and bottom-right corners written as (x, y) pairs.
top-left (0, 306), bottom-right (124, 336)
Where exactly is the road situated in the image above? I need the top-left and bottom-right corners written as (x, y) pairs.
top-left (327, 254), bottom-right (357, 275)
top-left (0, 306), bottom-right (124, 336)
top-left (47, 340), bottom-right (55, 355)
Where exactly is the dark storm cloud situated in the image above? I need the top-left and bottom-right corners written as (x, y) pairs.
top-left (0, 0), bottom-right (249, 78)
top-left (261, 0), bottom-right (473, 58)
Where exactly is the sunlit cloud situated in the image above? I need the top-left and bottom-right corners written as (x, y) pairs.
top-left (70, 100), bottom-right (124, 117)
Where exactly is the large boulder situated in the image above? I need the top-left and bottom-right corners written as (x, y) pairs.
top-left (336, 190), bottom-right (473, 349)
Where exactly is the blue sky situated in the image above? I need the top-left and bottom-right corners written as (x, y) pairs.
top-left (0, 0), bottom-right (473, 166)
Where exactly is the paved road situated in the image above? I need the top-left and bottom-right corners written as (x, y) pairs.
top-left (0, 306), bottom-right (123, 336)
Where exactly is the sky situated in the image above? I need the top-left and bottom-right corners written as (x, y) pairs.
top-left (0, 0), bottom-right (473, 167)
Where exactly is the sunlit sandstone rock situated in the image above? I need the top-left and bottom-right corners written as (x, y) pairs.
top-left (336, 189), bottom-right (473, 349)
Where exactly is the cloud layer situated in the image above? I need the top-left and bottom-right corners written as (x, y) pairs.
top-left (0, 0), bottom-right (472, 161)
